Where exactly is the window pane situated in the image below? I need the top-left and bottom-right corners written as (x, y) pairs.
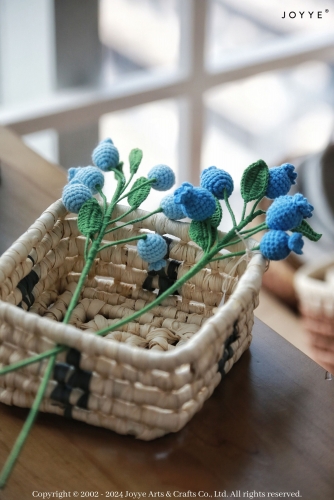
top-left (99, 0), bottom-right (180, 84)
top-left (207, 0), bottom-right (334, 68)
top-left (100, 99), bottom-right (179, 210)
top-left (203, 60), bottom-right (334, 227)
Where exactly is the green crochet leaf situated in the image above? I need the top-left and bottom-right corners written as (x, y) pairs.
top-left (292, 220), bottom-right (322, 242)
top-left (128, 177), bottom-right (151, 209)
top-left (189, 220), bottom-right (217, 251)
top-left (241, 159), bottom-right (269, 203)
top-left (78, 198), bottom-right (103, 237)
top-left (210, 198), bottom-right (222, 228)
top-left (129, 148), bottom-right (143, 175)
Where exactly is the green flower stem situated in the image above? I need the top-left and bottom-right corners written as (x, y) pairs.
top-left (105, 208), bottom-right (163, 235)
top-left (107, 207), bottom-right (134, 226)
top-left (211, 246), bottom-right (260, 262)
top-left (117, 178), bottom-right (156, 203)
top-left (0, 346), bottom-right (64, 376)
top-left (241, 201), bottom-right (247, 221)
top-left (0, 355), bottom-right (56, 488)
top-left (120, 172), bottom-right (135, 195)
top-left (96, 186), bottom-right (107, 214)
top-left (224, 189), bottom-right (236, 227)
top-left (206, 220), bottom-right (213, 252)
top-left (98, 234), bottom-right (147, 253)
top-left (249, 195), bottom-right (264, 217)
top-left (240, 222), bottom-right (267, 235)
top-left (218, 226), bottom-right (266, 251)
top-left (216, 209), bottom-right (263, 251)
top-left (84, 237), bottom-right (90, 261)
top-left (0, 171), bottom-right (127, 488)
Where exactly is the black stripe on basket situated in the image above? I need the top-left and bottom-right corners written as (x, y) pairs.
top-left (66, 348), bottom-right (82, 368)
top-left (27, 255), bottom-right (35, 265)
top-left (50, 384), bottom-right (72, 405)
top-left (162, 236), bottom-right (173, 259)
top-left (16, 270), bottom-right (39, 309)
top-left (53, 363), bottom-right (92, 392)
top-left (142, 274), bottom-right (155, 291)
top-left (63, 391), bottom-right (90, 419)
top-left (157, 276), bottom-right (179, 297)
top-left (218, 321), bottom-right (239, 376)
top-left (167, 260), bottom-right (180, 281)
top-left (67, 368), bottom-right (92, 392)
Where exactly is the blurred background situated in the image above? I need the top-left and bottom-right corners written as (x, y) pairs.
top-left (1, 0), bottom-right (334, 223)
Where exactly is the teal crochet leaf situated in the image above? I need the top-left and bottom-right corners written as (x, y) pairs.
top-left (128, 177), bottom-right (151, 209)
top-left (78, 198), bottom-right (103, 237)
top-left (189, 220), bottom-right (217, 251)
top-left (241, 160), bottom-right (269, 203)
top-left (129, 148), bottom-right (143, 175)
top-left (292, 220), bottom-right (322, 242)
top-left (210, 198), bottom-right (222, 228)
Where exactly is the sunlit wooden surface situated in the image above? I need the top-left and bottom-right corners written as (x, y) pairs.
top-left (0, 319), bottom-right (333, 500)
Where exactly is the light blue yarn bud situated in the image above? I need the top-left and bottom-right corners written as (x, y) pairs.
top-left (62, 183), bottom-right (92, 213)
top-left (147, 165), bottom-right (175, 191)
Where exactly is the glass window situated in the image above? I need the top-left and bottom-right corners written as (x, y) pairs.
top-left (100, 99), bottom-right (179, 209)
top-left (207, 0), bottom-right (334, 69)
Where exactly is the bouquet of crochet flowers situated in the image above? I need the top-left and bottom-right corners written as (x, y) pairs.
top-left (0, 138), bottom-right (321, 488)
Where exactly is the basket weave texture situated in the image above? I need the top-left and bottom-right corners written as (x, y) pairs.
top-left (0, 200), bottom-right (266, 440)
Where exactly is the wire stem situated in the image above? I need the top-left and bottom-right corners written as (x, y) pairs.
top-left (0, 355), bottom-right (56, 488)
top-left (117, 178), bottom-right (155, 203)
top-left (98, 234), bottom-right (147, 253)
top-left (105, 208), bottom-right (162, 235)
top-left (224, 189), bottom-right (236, 227)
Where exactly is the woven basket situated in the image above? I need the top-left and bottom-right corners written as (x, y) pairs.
top-left (0, 199), bottom-right (266, 440)
top-left (295, 257), bottom-right (334, 336)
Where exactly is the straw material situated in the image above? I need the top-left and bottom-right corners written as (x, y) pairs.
top-left (0, 200), bottom-right (266, 440)
top-left (295, 256), bottom-right (334, 336)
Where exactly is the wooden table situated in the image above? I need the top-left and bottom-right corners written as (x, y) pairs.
top-left (0, 319), bottom-right (333, 500)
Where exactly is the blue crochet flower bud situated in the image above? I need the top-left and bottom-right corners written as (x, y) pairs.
top-left (260, 230), bottom-right (304, 260)
top-left (266, 163), bottom-right (297, 199)
top-left (266, 193), bottom-right (314, 231)
top-left (160, 194), bottom-right (186, 220)
top-left (137, 234), bottom-right (167, 271)
top-left (174, 183), bottom-right (216, 221)
top-left (92, 139), bottom-right (119, 171)
top-left (147, 164), bottom-right (175, 191)
top-left (68, 167), bottom-right (81, 182)
top-left (62, 183), bottom-right (92, 213)
top-left (71, 166), bottom-right (104, 194)
top-left (200, 166), bottom-right (234, 199)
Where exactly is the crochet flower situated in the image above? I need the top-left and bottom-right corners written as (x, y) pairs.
top-left (68, 167), bottom-right (81, 181)
top-left (266, 163), bottom-right (297, 199)
top-left (92, 138), bottom-right (119, 171)
top-left (160, 194), bottom-right (186, 220)
top-left (266, 193), bottom-right (314, 231)
top-left (174, 183), bottom-right (216, 221)
top-left (147, 165), bottom-right (175, 191)
top-left (260, 230), bottom-right (304, 260)
top-left (200, 166), bottom-right (234, 199)
top-left (69, 166), bottom-right (104, 194)
top-left (62, 183), bottom-right (92, 213)
top-left (137, 234), bottom-right (167, 271)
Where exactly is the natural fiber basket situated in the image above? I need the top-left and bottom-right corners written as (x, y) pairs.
top-left (0, 199), bottom-right (266, 440)
top-left (295, 256), bottom-right (334, 335)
